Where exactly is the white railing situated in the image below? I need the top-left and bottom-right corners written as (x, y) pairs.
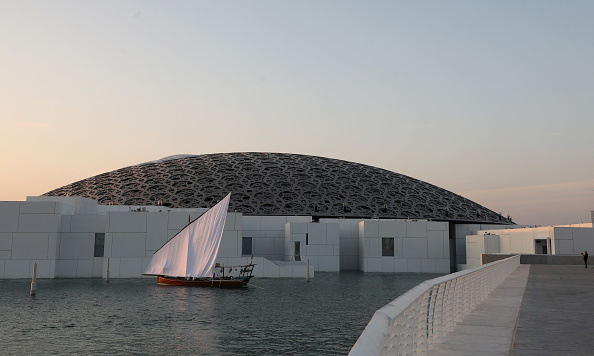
top-left (349, 255), bottom-right (520, 356)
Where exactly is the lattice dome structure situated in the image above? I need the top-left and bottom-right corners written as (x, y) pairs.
top-left (42, 152), bottom-right (513, 224)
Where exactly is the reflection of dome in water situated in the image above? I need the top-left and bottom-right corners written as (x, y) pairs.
top-left (43, 152), bottom-right (512, 224)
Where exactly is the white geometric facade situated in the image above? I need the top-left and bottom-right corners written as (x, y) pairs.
top-left (358, 220), bottom-right (450, 273)
top-left (465, 222), bottom-right (594, 268)
top-left (1, 196), bottom-right (457, 278)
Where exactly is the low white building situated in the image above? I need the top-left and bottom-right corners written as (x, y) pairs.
top-left (465, 213), bottom-right (594, 268)
top-left (358, 219), bottom-right (449, 273)
top-left (0, 196), bottom-right (456, 279)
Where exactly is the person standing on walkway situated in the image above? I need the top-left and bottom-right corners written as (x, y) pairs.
top-left (582, 251), bottom-right (588, 268)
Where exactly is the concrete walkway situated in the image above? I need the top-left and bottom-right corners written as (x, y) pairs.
top-left (429, 264), bottom-right (530, 355)
top-left (428, 264), bottom-right (594, 355)
top-left (512, 265), bottom-right (594, 355)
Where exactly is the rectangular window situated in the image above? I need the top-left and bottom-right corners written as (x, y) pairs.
top-left (382, 237), bottom-right (394, 257)
top-left (94, 233), bottom-right (105, 257)
top-left (242, 236), bottom-right (252, 256)
top-left (306, 233), bottom-right (309, 245)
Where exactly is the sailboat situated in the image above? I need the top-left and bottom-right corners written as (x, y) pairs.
top-left (143, 193), bottom-right (255, 287)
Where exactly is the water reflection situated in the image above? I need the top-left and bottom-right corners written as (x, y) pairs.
top-left (0, 272), bottom-right (441, 355)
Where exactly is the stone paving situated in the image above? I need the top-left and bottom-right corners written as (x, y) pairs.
top-left (512, 264), bottom-right (594, 356)
top-left (429, 264), bottom-right (594, 355)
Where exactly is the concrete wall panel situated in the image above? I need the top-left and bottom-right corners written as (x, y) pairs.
top-left (572, 228), bottom-right (594, 253)
top-left (18, 214), bottom-right (60, 233)
top-left (510, 234), bottom-right (523, 252)
top-left (346, 255), bottom-right (359, 270)
top-left (261, 258), bottom-right (280, 278)
top-left (427, 221), bottom-right (448, 231)
top-left (406, 220), bottom-right (427, 237)
top-left (0, 233), bottom-right (12, 250)
top-left (326, 224), bottom-right (340, 245)
top-left (59, 233), bottom-right (94, 260)
top-left (109, 212), bottom-right (147, 233)
top-left (224, 213), bottom-right (236, 231)
top-left (4, 260), bottom-right (30, 278)
top-left (265, 230), bottom-right (284, 239)
top-left (407, 259), bottom-right (422, 272)
top-left (379, 220), bottom-right (405, 237)
top-left (93, 257), bottom-right (103, 278)
top-left (218, 230), bottom-right (240, 257)
top-left (316, 256), bottom-right (339, 272)
top-left (485, 235), bottom-right (500, 254)
top-left (427, 231), bottom-right (445, 258)
top-left (340, 238), bottom-right (358, 256)
top-left (56, 260), bottom-right (78, 278)
top-left (111, 233), bottom-right (146, 258)
top-left (20, 202), bottom-right (57, 214)
top-left (520, 232), bottom-right (534, 253)
top-left (367, 257), bottom-right (382, 272)
top-left (119, 258), bottom-right (143, 278)
top-left (499, 235), bottom-right (511, 254)
top-left (305, 245), bottom-right (334, 256)
top-left (556, 239), bottom-right (574, 254)
top-left (0, 260), bottom-right (5, 278)
top-left (242, 216), bottom-right (261, 231)
top-left (382, 257), bottom-right (395, 272)
top-left (394, 259), bottom-right (408, 272)
top-left (254, 237), bottom-right (275, 255)
top-left (107, 258), bottom-right (121, 278)
top-left (307, 223), bottom-right (326, 244)
top-left (369, 238), bottom-right (381, 258)
top-left (77, 260), bottom-right (94, 277)
top-left (261, 216), bottom-right (288, 231)
top-left (403, 238), bottom-right (427, 258)
top-left (553, 227), bottom-right (573, 240)
top-left (60, 215), bottom-right (72, 232)
top-left (12, 233), bottom-right (49, 259)
top-left (362, 220), bottom-right (379, 238)
top-left (70, 215), bottom-right (106, 233)
top-left (0, 203), bottom-right (20, 232)
top-left (145, 213), bottom-right (169, 251)
top-left (435, 259), bottom-right (449, 273)
top-left (234, 213), bottom-right (243, 231)
top-left (274, 238), bottom-right (284, 255)
top-left (291, 222), bottom-right (308, 234)
top-left (421, 259), bottom-right (436, 273)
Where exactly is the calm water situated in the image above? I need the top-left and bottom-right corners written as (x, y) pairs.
top-left (0, 272), bottom-right (441, 355)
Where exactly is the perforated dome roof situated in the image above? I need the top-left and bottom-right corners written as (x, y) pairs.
top-left (42, 152), bottom-right (512, 223)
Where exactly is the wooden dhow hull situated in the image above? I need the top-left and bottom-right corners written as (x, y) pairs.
top-left (157, 275), bottom-right (252, 287)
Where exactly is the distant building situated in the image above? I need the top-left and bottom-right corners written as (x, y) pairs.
top-left (1, 152), bottom-right (525, 279)
top-left (465, 219), bottom-right (594, 268)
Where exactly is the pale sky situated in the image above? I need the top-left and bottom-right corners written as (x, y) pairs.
top-left (1, 1), bottom-right (593, 226)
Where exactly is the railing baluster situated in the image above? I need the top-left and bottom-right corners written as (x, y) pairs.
top-left (354, 255), bottom-right (521, 356)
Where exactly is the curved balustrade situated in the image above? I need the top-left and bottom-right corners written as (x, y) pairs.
top-left (349, 255), bottom-right (520, 356)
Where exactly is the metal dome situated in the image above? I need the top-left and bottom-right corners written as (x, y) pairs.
top-left (42, 152), bottom-right (512, 224)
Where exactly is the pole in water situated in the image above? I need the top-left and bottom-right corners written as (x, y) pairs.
top-left (306, 259), bottom-right (310, 283)
top-left (30, 263), bottom-right (37, 296)
top-left (105, 257), bottom-right (110, 283)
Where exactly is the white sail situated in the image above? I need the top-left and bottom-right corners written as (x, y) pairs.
top-left (143, 193), bottom-right (231, 278)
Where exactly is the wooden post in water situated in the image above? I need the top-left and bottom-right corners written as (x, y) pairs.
top-left (105, 257), bottom-right (110, 283)
top-left (30, 263), bottom-right (37, 296)
top-left (306, 259), bottom-right (310, 283)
